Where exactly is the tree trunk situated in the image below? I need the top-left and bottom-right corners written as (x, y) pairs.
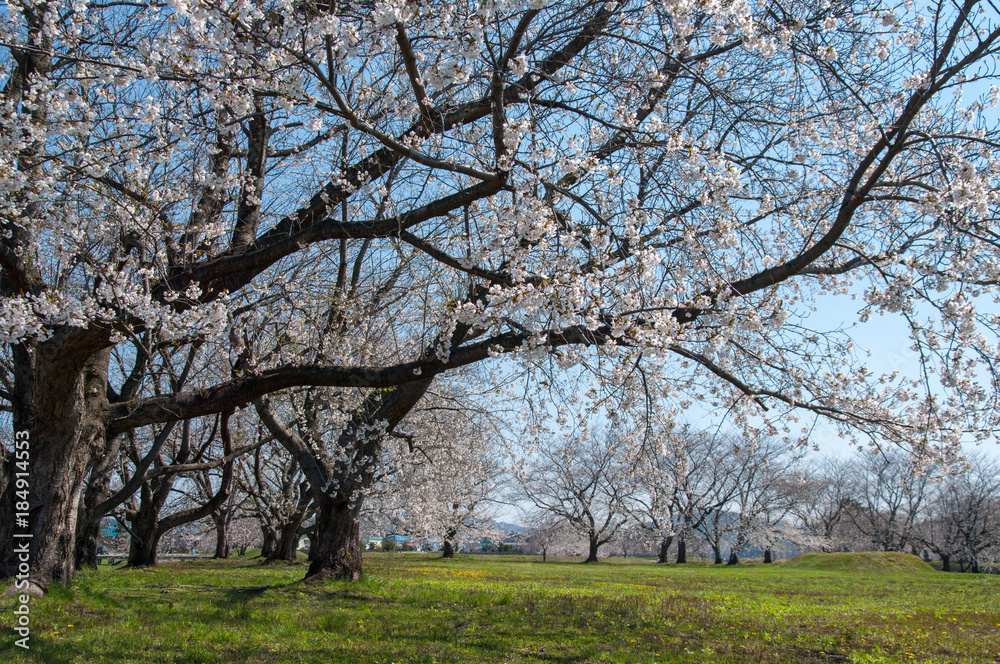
top-left (260, 524), bottom-right (276, 559)
top-left (657, 535), bottom-right (674, 564)
top-left (940, 554), bottom-right (950, 572)
top-left (714, 546), bottom-right (724, 565)
top-left (127, 508), bottom-right (161, 567)
top-left (584, 536), bottom-right (599, 563)
top-left (271, 520), bottom-right (302, 562)
top-left (212, 511), bottom-right (230, 559)
top-left (74, 517), bottom-right (101, 571)
top-left (727, 550), bottom-right (739, 565)
top-left (676, 538), bottom-right (687, 564)
top-left (75, 435), bottom-right (121, 570)
top-left (0, 341), bottom-right (110, 590)
top-left (306, 527), bottom-right (317, 562)
top-left (305, 498), bottom-right (362, 582)
top-left (541, 545), bottom-right (547, 563)
top-left (763, 547), bottom-right (772, 564)
top-left (442, 526), bottom-right (457, 558)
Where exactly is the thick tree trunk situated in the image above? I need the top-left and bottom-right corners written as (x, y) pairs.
top-left (75, 518), bottom-right (101, 571)
top-left (271, 520), bottom-right (302, 562)
top-left (714, 546), bottom-right (724, 565)
top-left (676, 538), bottom-right (687, 564)
top-left (127, 508), bottom-right (161, 567)
top-left (305, 498), bottom-right (362, 582)
top-left (727, 550), bottom-right (739, 565)
top-left (0, 340), bottom-right (110, 590)
top-left (940, 554), bottom-right (951, 572)
top-left (584, 537), bottom-right (599, 563)
top-left (260, 523), bottom-right (276, 559)
top-left (657, 535), bottom-right (673, 564)
top-left (763, 547), bottom-right (772, 564)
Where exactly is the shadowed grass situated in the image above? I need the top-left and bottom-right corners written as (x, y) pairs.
top-left (1, 553), bottom-right (998, 663)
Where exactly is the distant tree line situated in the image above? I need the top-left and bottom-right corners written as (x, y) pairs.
top-left (513, 430), bottom-right (1000, 573)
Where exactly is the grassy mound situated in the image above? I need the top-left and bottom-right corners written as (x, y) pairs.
top-left (780, 550), bottom-right (936, 573)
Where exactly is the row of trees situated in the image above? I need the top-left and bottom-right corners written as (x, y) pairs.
top-left (515, 431), bottom-right (1000, 572)
top-left (84, 411), bottom-right (1000, 577)
top-left (3, 0), bottom-right (1000, 590)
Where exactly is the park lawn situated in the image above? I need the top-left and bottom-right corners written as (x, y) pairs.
top-left (1, 553), bottom-right (998, 664)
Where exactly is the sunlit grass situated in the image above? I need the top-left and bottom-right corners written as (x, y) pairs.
top-left (2, 553), bottom-right (998, 663)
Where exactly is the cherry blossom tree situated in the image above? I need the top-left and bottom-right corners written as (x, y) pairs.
top-left (122, 413), bottom-right (237, 566)
top-left (917, 452), bottom-right (1000, 572)
top-left (516, 429), bottom-right (634, 562)
top-left (363, 394), bottom-right (507, 559)
top-left (237, 438), bottom-right (314, 563)
top-left (3, 0), bottom-right (1000, 588)
top-left (719, 437), bottom-right (800, 564)
top-left (844, 449), bottom-right (931, 552)
top-left (789, 456), bottom-right (861, 552)
top-left (633, 426), bottom-right (738, 563)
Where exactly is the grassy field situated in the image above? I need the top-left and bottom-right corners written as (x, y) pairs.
top-left (2, 552), bottom-right (998, 664)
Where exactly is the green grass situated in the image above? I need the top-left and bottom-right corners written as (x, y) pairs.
top-left (2, 553), bottom-right (998, 663)
top-left (780, 552), bottom-right (938, 574)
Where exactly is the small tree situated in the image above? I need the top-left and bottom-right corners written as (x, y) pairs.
top-left (517, 430), bottom-right (633, 563)
top-left (918, 454), bottom-right (1000, 572)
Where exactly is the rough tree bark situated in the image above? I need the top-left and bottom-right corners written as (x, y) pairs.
top-left (305, 497), bottom-right (362, 581)
top-left (0, 337), bottom-right (111, 589)
top-left (260, 524), bottom-right (277, 560)
top-left (271, 518), bottom-right (305, 563)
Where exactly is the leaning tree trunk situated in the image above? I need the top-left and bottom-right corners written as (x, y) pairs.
top-left (727, 550), bottom-right (739, 565)
top-left (657, 535), bottom-right (674, 564)
top-left (306, 497), bottom-right (362, 582)
top-left (0, 339), bottom-right (111, 590)
top-left (676, 538), bottom-right (687, 564)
